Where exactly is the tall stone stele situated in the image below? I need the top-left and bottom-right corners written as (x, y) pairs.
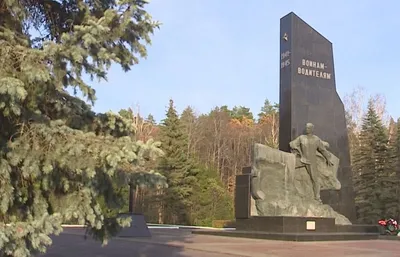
top-left (278, 12), bottom-right (356, 221)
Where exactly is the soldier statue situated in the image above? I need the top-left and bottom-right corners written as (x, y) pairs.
top-left (289, 123), bottom-right (334, 202)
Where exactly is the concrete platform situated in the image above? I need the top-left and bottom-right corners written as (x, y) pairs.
top-left (38, 227), bottom-right (400, 257)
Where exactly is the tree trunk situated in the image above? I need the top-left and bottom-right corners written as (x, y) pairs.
top-left (157, 190), bottom-right (164, 224)
top-left (128, 183), bottom-right (136, 213)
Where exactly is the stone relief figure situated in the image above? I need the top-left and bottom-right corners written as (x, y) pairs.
top-left (289, 123), bottom-right (333, 202)
top-left (249, 122), bottom-right (351, 225)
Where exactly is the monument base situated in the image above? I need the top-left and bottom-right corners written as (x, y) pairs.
top-left (192, 230), bottom-right (380, 241)
top-left (236, 216), bottom-right (336, 233)
top-left (192, 216), bottom-right (381, 242)
top-left (235, 216), bottom-right (380, 233)
top-left (116, 213), bottom-right (151, 238)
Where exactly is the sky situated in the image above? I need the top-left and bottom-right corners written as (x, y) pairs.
top-left (89, 0), bottom-right (400, 122)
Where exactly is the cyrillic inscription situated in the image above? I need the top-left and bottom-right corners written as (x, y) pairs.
top-left (297, 59), bottom-right (331, 80)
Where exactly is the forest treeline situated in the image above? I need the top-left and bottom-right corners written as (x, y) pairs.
top-left (120, 88), bottom-right (400, 226)
top-left (124, 99), bottom-right (279, 225)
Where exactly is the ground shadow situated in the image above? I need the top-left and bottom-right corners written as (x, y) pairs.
top-left (36, 227), bottom-right (226, 257)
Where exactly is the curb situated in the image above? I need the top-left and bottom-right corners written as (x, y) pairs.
top-left (61, 225), bottom-right (86, 228)
top-left (61, 224), bottom-right (235, 231)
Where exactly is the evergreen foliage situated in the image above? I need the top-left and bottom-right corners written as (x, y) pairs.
top-left (396, 119), bottom-right (400, 220)
top-left (158, 99), bottom-right (198, 224)
top-left (180, 106), bottom-right (196, 132)
top-left (387, 118), bottom-right (400, 220)
top-left (190, 166), bottom-right (234, 226)
top-left (180, 106), bottom-right (196, 156)
top-left (0, 0), bottom-right (165, 256)
top-left (383, 118), bottom-right (400, 219)
top-left (230, 106), bottom-right (254, 121)
top-left (353, 100), bottom-right (395, 223)
top-left (258, 99), bottom-right (279, 120)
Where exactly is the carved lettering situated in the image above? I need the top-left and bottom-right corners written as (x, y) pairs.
top-left (280, 51), bottom-right (291, 69)
top-left (297, 67), bottom-right (331, 80)
top-left (281, 51), bottom-right (291, 60)
top-left (281, 59), bottom-right (290, 69)
top-left (301, 59), bottom-right (325, 69)
top-left (297, 59), bottom-right (331, 80)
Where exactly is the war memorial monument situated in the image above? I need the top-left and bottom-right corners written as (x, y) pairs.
top-left (194, 12), bottom-right (380, 241)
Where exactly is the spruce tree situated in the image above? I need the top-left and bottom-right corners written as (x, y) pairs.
top-left (181, 106), bottom-right (196, 130)
top-left (257, 99), bottom-right (279, 121)
top-left (180, 106), bottom-right (197, 157)
top-left (396, 119), bottom-right (400, 220)
top-left (396, 119), bottom-right (400, 219)
top-left (353, 100), bottom-right (391, 223)
top-left (190, 166), bottom-right (233, 226)
top-left (388, 118), bottom-right (400, 220)
top-left (146, 114), bottom-right (157, 125)
top-left (384, 118), bottom-right (400, 219)
top-left (231, 106), bottom-right (254, 121)
top-left (158, 100), bottom-right (197, 224)
top-left (0, 1), bottom-right (164, 256)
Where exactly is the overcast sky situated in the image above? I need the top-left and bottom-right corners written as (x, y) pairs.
top-left (89, 0), bottom-right (400, 122)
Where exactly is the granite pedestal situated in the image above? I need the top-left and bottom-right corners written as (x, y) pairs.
top-left (193, 216), bottom-right (381, 241)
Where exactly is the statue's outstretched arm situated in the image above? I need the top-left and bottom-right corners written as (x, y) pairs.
top-left (321, 140), bottom-right (330, 149)
top-left (289, 137), bottom-right (299, 149)
top-left (317, 139), bottom-right (332, 164)
top-left (289, 137), bottom-right (301, 154)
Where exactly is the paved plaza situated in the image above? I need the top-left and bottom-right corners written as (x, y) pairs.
top-left (38, 228), bottom-right (400, 257)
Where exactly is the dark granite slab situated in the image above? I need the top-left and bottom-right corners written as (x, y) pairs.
top-left (278, 12), bottom-right (356, 221)
top-left (336, 224), bottom-right (380, 233)
top-left (192, 230), bottom-right (379, 242)
top-left (236, 216), bottom-right (336, 233)
top-left (234, 175), bottom-right (251, 219)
